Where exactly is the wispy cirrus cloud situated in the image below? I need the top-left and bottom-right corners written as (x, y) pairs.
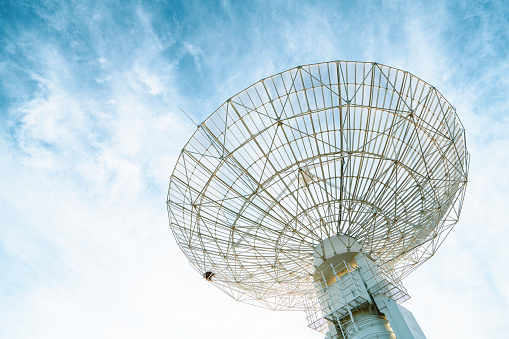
top-left (1, 0), bottom-right (509, 338)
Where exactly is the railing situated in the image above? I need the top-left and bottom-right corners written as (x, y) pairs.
top-left (304, 253), bottom-right (410, 337)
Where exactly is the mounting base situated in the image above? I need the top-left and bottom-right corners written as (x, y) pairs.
top-left (311, 235), bottom-right (426, 339)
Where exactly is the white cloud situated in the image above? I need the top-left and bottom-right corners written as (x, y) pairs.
top-left (1, 0), bottom-right (509, 338)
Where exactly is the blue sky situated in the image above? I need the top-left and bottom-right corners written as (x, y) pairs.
top-left (1, 0), bottom-right (508, 338)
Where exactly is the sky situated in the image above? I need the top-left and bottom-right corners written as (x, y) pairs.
top-left (1, 0), bottom-right (508, 338)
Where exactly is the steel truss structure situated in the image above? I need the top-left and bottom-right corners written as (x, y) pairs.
top-left (167, 61), bottom-right (469, 312)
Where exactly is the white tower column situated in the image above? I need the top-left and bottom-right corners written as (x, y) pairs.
top-left (311, 235), bottom-right (425, 339)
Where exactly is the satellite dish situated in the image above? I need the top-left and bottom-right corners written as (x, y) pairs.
top-left (167, 61), bottom-right (468, 338)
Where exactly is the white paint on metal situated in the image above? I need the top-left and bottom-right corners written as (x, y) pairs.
top-left (311, 235), bottom-right (424, 338)
top-left (373, 294), bottom-right (426, 339)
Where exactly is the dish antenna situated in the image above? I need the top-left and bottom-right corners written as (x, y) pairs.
top-left (167, 61), bottom-right (468, 338)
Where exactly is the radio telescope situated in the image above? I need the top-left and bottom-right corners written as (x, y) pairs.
top-left (167, 61), bottom-right (468, 338)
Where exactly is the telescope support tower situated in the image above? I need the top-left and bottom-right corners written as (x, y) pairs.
top-left (311, 235), bottom-right (426, 339)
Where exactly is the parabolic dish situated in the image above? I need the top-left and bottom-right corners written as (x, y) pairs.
top-left (167, 61), bottom-right (469, 310)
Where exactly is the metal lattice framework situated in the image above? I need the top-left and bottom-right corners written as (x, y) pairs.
top-left (167, 61), bottom-right (469, 311)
